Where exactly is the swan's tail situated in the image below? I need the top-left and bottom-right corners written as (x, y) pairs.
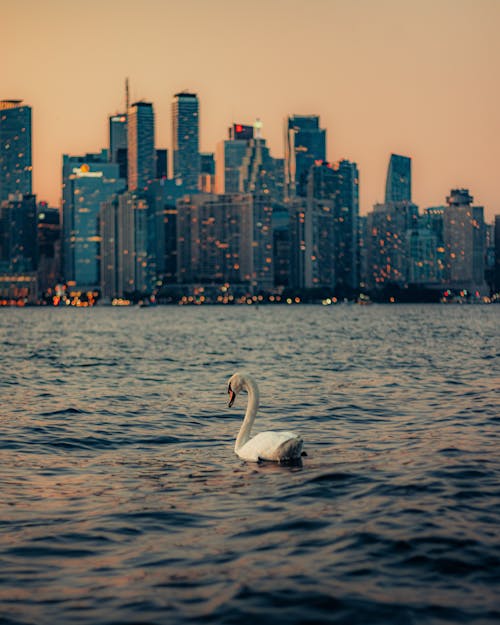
top-left (276, 436), bottom-right (303, 462)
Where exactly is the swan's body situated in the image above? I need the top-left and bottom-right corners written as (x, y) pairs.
top-left (227, 372), bottom-right (304, 462)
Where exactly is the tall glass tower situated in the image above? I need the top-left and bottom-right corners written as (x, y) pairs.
top-left (109, 113), bottom-right (128, 181)
top-left (385, 154), bottom-right (411, 203)
top-left (172, 92), bottom-right (200, 190)
top-left (62, 152), bottom-right (126, 289)
top-left (284, 115), bottom-right (326, 198)
top-left (0, 100), bottom-right (32, 203)
top-left (127, 101), bottom-right (155, 192)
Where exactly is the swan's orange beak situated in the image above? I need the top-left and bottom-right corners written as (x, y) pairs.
top-left (228, 384), bottom-right (236, 408)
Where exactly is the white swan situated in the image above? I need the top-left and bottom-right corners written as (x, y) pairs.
top-left (227, 372), bottom-right (304, 463)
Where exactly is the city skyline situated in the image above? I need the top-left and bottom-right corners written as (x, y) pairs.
top-left (2, 0), bottom-right (499, 220)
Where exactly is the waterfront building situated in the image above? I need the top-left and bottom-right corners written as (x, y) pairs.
top-left (443, 188), bottom-right (486, 293)
top-left (358, 214), bottom-right (368, 290)
top-left (37, 201), bottom-right (61, 295)
top-left (109, 113), bottom-right (128, 181)
top-left (330, 159), bottom-right (359, 294)
top-left (176, 193), bottom-right (256, 287)
top-left (172, 92), bottom-right (200, 190)
top-left (385, 154), bottom-right (412, 203)
top-left (494, 215), bottom-right (500, 294)
top-left (62, 152), bottom-right (125, 290)
top-left (484, 221), bottom-right (495, 294)
top-left (0, 193), bottom-right (37, 302)
top-left (289, 160), bottom-right (359, 293)
top-left (0, 193), bottom-right (37, 273)
top-left (422, 207), bottom-right (446, 282)
top-left (145, 178), bottom-right (187, 285)
top-left (284, 115), bottom-right (326, 198)
top-left (365, 200), bottom-right (419, 289)
top-left (127, 101), bottom-right (155, 192)
top-left (407, 226), bottom-right (439, 283)
top-left (100, 191), bottom-right (149, 299)
top-left (0, 100), bottom-right (32, 203)
top-left (272, 205), bottom-right (291, 288)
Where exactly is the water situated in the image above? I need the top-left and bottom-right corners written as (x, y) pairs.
top-left (1, 305), bottom-right (499, 625)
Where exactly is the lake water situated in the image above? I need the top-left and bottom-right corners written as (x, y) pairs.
top-left (1, 304), bottom-right (499, 625)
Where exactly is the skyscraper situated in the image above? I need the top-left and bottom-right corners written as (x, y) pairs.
top-left (109, 113), bottom-right (128, 181)
top-left (284, 115), bottom-right (326, 198)
top-left (385, 154), bottom-right (412, 203)
top-left (172, 92), bottom-right (200, 190)
top-left (0, 100), bottom-right (32, 203)
top-left (216, 124), bottom-right (254, 194)
top-left (100, 192), bottom-right (149, 299)
top-left (0, 193), bottom-right (37, 273)
top-left (443, 189), bottom-right (486, 293)
top-left (494, 215), bottom-right (500, 294)
top-left (176, 193), bottom-right (254, 287)
top-left (62, 152), bottom-right (126, 290)
top-left (127, 101), bottom-right (155, 192)
top-left (365, 201), bottom-right (419, 289)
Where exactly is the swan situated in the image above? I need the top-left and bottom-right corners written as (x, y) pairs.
top-left (227, 372), bottom-right (304, 463)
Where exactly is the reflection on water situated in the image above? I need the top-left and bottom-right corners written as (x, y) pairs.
top-left (1, 305), bottom-right (499, 624)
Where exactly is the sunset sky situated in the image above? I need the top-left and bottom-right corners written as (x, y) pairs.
top-left (2, 0), bottom-right (499, 219)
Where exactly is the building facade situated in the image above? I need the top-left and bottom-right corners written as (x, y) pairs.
top-left (62, 152), bottom-right (126, 290)
top-left (443, 188), bottom-right (486, 293)
top-left (0, 100), bottom-right (32, 203)
top-left (127, 102), bottom-right (155, 192)
top-left (109, 113), bottom-right (128, 181)
top-left (100, 191), bottom-right (149, 299)
top-left (284, 115), bottom-right (326, 198)
top-left (385, 154), bottom-right (412, 203)
top-left (172, 92), bottom-right (200, 190)
top-left (176, 193), bottom-right (255, 287)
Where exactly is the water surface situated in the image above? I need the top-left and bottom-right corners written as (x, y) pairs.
top-left (1, 305), bottom-right (499, 624)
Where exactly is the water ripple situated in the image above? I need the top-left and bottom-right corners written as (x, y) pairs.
top-left (0, 305), bottom-right (499, 624)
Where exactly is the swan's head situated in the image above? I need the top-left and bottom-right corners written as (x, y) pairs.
top-left (227, 372), bottom-right (247, 407)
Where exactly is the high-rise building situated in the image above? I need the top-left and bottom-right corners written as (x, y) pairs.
top-left (494, 215), bottom-right (500, 294)
top-left (289, 160), bottom-right (359, 293)
top-left (284, 115), bottom-right (326, 198)
top-left (0, 100), bottom-right (32, 203)
top-left (127, 101), bottom-right (155, 192)
top-left (199, 152), bottom-right (215, 193)
top-left (443, 189), bottom-right (486, 293)
top-left (62, 152), bottom-right (126, 290)
top-left (385, 154), bottom-right (412, 203)
top-left (407, 226), bottom-right (440, 283)
top-left (0, 193), bottom-right (37, 273)
top-left (100, 191), bottom-right (149, 299)
top-left (176, 193), bottom-right (255, 287)
top-left (216, 124), bottom-right (254, 194)
top-left (37, 201), bottom-right (61, 294)
top-left (156, 149), bottom-right (168, 180)
top-left (365, 201), bottom-right (419, 289)
top-left (240, 137), bottom-right (280, 197)
top-left (172, 92), bottom-right (200, 190)
top-left (423, 207), bottom-right (446, 282)
top-left (109, 113), bottom-right (128, 180)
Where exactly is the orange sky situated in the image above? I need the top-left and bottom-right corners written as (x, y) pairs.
top-left (2, 0), bottom-right (499, 219)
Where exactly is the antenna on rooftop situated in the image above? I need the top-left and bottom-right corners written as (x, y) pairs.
top-left (125, 77), bottom-right (130, 111)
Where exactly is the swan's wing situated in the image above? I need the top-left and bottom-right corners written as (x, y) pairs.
top-left (237, 431), bottom-right (302, 462)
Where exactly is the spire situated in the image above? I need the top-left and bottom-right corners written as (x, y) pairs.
top-left (125, 77), bottom-right (130, 111)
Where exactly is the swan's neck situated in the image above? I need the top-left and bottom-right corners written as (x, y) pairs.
top-left (235, 377), bottom-right (260, 452)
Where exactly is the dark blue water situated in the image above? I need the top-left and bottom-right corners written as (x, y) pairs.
top-left (1, 305), bottom-right (499, 625)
